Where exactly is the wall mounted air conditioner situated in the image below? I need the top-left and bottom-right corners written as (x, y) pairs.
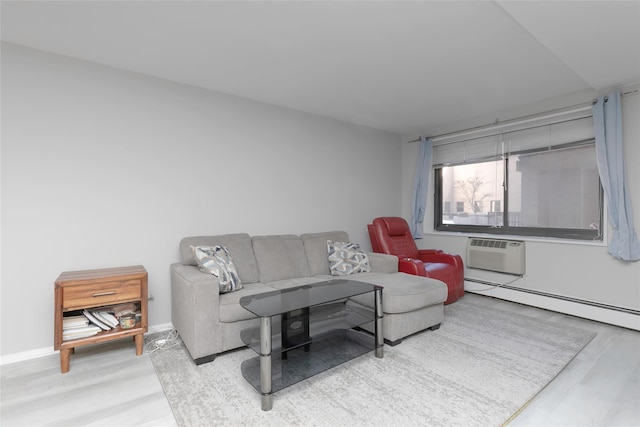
top-left (467, 238), bottom-right (525, 275)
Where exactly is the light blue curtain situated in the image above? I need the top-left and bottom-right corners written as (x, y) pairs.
top-left (410, 137), bottom-right (433, 238)
top-left (592, 90), bottom-right (640, 261)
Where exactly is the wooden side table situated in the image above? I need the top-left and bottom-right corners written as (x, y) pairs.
top-left (54, 265), bottom-right (148, 373)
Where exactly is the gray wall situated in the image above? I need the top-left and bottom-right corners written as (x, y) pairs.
top-left (1, 44), bottom-right (402, 356)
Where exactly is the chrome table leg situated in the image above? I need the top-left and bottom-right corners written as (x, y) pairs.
top-left (374, 288), bottom-right (384, 358)
top-left (259, 316), bottom-right (273, 410)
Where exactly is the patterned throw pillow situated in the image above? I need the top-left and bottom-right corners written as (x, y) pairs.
top-left (191, 245), bottom-right (243, 293)
top-left (327, 240), bottom-right (372, 276)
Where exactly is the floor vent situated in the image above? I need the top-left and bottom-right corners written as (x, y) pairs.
top-left (467, 238), bottom-right (525, 275)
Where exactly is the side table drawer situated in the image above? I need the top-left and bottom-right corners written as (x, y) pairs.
top-left (63, 279), bottom-right (141, 310)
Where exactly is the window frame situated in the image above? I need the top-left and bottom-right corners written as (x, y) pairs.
top-left (433, 141), bottom-right (604, 241)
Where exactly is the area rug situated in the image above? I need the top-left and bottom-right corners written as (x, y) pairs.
top-left (148, 296), bottom-right (595, 427)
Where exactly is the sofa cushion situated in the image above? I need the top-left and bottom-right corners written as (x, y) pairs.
top-left (180, 234), bottom-right (260, 284)
top-left (266, 276), bottom-right (327, 290)
top-left (327, 240), bottom-right (371, 275)
top-left (300, 231), bottom-right (350, 276)
top-left (252, 235), bottom-right (312, 283)
top-left (191, 245), bottom-right (243, 293)
top-left (219, 283), bottom-right (274, 322)
top-left (347, 273), bottom-right (447, 314)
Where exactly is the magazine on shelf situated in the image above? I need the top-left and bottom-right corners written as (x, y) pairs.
top-left (63, 315), bottom-right (90, 329)
top-left (93, 311), bottom-right (119, 328)
top-left (62, 325), bottom-right (102, 340)
top-left (82, 309), bottom-right (111, 331)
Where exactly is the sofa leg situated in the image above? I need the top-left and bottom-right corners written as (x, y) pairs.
top-left (194, 354), bottom-right (217, 365)
top-left (429, 323), bottom-right (441, 331)
top-left (385, 338), bottom-right (402, 346)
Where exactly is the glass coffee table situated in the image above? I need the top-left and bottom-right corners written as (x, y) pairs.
top-left (239, 279), bottom-right (384, 411)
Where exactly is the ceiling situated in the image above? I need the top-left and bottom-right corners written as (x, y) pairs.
top-left (2, 1), bottom-right (639, 136)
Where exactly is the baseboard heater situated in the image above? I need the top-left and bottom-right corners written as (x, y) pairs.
top-left (465, 277), bottom-right (640, 316)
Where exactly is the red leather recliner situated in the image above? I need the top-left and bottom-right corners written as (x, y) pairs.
top-left (368, 217), bottom-right (464, 305)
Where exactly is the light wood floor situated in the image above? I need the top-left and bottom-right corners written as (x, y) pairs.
top-left (1, 294), bottom-right (638, 426)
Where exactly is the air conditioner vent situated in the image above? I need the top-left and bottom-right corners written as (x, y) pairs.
top-left (467, 238), bottom-right (525, 275)
top-left (470, 239), bottom-right (509, 249)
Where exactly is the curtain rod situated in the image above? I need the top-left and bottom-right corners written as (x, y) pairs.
top-left (408, 88), bottom-right (638, 144)
top-left (408, 103), bottom-right (591, 144)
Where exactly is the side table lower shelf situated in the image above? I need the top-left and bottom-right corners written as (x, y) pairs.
top-left (240, 329), bottom-right (374, 393)
top-left (58, 324), bottom-right (146, 373)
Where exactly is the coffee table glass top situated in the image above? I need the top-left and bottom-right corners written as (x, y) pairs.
top-left (239, 279), bottom-right (383, 317)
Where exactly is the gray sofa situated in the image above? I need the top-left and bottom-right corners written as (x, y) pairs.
top-left (170, 230), bottom-right (447, 364)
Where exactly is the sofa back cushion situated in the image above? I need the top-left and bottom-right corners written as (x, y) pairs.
top-left (252, 235), bottom-right (311, 283)
top-left (179, 234), bottom-right (260, 284)
top-left (300, 231), bottom-right (350, 276)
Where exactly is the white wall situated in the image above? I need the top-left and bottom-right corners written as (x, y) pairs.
top-left (402, 89), bottom-right (640, 323)
top-left (0, 43), bottom-right (403, 356)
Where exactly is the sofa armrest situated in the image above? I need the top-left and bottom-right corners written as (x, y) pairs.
top-left (367, 252), bottom-right (399, 273)
top-left (170, 263), bottom-right (222, 360)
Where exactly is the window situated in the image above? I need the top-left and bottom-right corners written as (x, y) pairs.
top-left (434, 115), bottom-right (603, 240)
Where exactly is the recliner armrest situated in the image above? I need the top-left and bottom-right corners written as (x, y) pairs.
top-left (398, 257), bottom-right (427, 276)
top-left (418, 251), bottom-right (463, 269)
top-left (418, 249), bottom-right (443, 256)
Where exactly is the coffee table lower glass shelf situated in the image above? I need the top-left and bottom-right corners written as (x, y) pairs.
top-left (239, 280), bottom-right (384, 411)
top-left (240, 328), bottom-right (374, 393)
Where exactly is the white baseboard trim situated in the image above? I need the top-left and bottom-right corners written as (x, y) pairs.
top-left (0, 346), bottom-right (57, 366)
top-left (465, 281), bottom-right (640, 331)
top-left (0, 322), bottom-right (175, 366)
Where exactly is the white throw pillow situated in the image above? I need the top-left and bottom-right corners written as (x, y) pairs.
top-left (327, 240), bottom-right (371, 276)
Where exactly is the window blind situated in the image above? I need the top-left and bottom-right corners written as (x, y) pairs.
top-left (432, 110), bottom-right (594, 167)
top-left (506, 116), bottom-right (594, 154)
